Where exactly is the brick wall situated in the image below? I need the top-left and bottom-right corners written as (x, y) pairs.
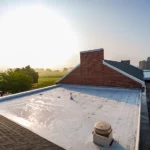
top-left (58, 49), bottom-right (142, 89)
top-left (103, 65), bottom-right (141, 88)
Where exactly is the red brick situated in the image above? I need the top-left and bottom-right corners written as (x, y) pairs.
top-left (58, 50), bottom-right (142, 89)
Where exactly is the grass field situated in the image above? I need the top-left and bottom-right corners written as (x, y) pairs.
top-left (33, 72), bottom-right (67, 88)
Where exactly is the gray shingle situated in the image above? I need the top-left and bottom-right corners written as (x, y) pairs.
top-left (104, 60), bottom-right (144, 81)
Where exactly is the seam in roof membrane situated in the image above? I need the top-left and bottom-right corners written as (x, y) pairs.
top-left (103, 60), bottom-right (145, 87)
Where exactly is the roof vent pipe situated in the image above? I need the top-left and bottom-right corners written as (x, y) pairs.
top-left (93, 121), bottom-right (113, 147)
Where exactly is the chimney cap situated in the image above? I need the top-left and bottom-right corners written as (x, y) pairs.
top-left (80, 48), bottom-right (104, 54)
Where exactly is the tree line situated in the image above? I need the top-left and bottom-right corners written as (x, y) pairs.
top-left (0, 65), bottom-right (38, 96)
top-left (34, 67), bottom-right (73, 73)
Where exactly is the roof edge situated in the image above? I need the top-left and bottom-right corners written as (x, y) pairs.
top-left (56, 64), bottom-right (80, 83)
top-left (80, 48), bottom-right (104, 54)
top-left (103, 60), bottom-right (145, 87)
top-left (135, 91), bottom-right (141, 150)
top-left (0, 85), bottom-right (59, 102)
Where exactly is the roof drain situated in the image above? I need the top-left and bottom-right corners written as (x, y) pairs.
top-left (93, 121), bottom-right (113, 147)
top-left (70, 93), bottom-right (73, 100)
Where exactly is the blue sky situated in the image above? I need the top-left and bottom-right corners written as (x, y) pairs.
top-left (0, 0), bottom-right (149, 68)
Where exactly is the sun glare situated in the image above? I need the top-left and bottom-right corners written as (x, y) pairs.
top-left (0, 5), bottom-right (78, 68)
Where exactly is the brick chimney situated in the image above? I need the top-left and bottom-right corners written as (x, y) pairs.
top-left (58, 48), bottom-right (142, 88)
top-left (79, 48), bottom-right (104, 85)
top-left (80, 49), bottom-right (104, 64)
top-left (80, 48), bottom-right (104, 74)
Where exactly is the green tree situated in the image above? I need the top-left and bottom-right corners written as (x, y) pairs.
top-left (53, 70), bottom-right (60, 72)
top-left (8, 72), bottom-right (33, 93)
top-left (46, 68), bottom-right (52, 72)
top-left (63, 68), bottom-right (68, 72)
top-left (0, 73), bottom-right (9, 96)
top-left (14, 65), bottom-right (39, 83)
top-left (0, 70), bottom-right (33, 95)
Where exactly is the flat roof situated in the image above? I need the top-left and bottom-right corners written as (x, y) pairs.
top-left (0, 85), bottom-right (141, 150)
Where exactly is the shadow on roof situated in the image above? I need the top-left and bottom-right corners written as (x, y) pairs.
top-left (99, 140), bottom-right (126, 150)
top-left (62, 85), bottom-right (140, 105)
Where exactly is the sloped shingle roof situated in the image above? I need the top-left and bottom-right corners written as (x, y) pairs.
top-left (104, 60), bottom-right (144, 81)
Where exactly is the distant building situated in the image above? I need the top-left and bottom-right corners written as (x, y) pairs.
top-left (139, 57), bottom-right (150, 70)
top-left (147, 57), bottom-right (150, 69)
top-left (139, 60), bottom-right (147, 69)
top-left (147, 57), bottom-right (150, 62)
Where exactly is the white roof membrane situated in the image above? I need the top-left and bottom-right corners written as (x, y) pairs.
top-left (0, 85), bottom-right (141, 150)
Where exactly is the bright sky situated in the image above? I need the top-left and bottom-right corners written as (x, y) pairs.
top-left (0, 0), bottom-right (149, 69)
